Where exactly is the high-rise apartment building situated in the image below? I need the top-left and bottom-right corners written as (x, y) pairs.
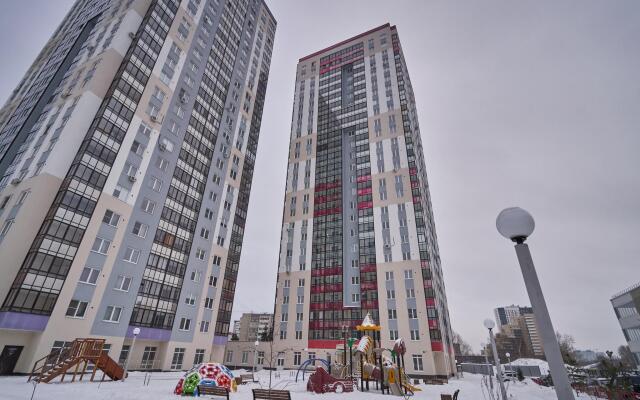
top-left (271, 24), bottom-right (455, 378)
top-left (494, 305), bottom-right (543, 357)
top-left (0, 0), bottom-right (275, 374)
top-left (611, 282), bottom-right (640, 365)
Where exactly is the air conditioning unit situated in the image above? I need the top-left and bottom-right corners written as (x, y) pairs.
top-left (159, 142), bottom-right (167, 151)
top-left (10, 178), bottom-right (22, 185)
top-left (150, 114), bottom-right (163, 124)
top-left (180, 94), bottom-right (188, 104)
top-left (128, 32), bottom-right (136, 39)
top-left (223, 150), bottom-right (230, 159)
top-left (61, 91), bottom-right (71, 98)
top-left (128, 175), bottom-right (137, 183)
top-left (384, 243), bottom-right (391, 249)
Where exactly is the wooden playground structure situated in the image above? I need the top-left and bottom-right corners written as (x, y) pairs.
top-left (28, 338), bottom-right (124, 383)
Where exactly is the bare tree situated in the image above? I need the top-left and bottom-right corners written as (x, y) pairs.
top-left (452, 331), bottom-right (474, 356)
top-left (618, 345), bottom-right (638, 369)
top-left (556, 332), bottom-right (577, 365)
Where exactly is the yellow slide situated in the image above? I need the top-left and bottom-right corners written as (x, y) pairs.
top-left (402, 382), bottom-right (422, 393)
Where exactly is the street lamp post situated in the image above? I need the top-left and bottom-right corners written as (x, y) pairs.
top-left (484, 319), bottom-right (508, 400)
top-left (505, 352), bottom-right (511, 376)
top-left (496, 207), bottom-right (575, 400)
top-left (122, 327), bottom-right (140, 382)
top-left (253, 340), bottom-right (259, 374)
top-left (483, 344), bottom-right (494, 391)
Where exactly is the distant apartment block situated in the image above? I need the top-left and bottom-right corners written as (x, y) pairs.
top-left (494, 305), bottom-right (543, 357)
top-left (0, 0), bottom-right (275, 374)
top-left (611, 282), bottom-right (640, 365)
top-left (234, 312), bottom-right (273, 341)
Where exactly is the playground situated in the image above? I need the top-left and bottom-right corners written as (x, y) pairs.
top-left (296, 313), bottom-right (423, 397)
top-left (0, 368), bottom-right (568, 400)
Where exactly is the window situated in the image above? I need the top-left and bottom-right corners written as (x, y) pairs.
top-left (79, 267), bottom-right (100, 285)
top-left (204, 297), bottom-right (214, 309)
top-left (241, 351), bottom-right (249, 364)
top-left (352, 293), bottom-right (360, 302)
top-left (141, 347), bottom-right (157, 369)
top-left (179, 318), bottom-right (191, 331)
top-left (155, 157), bottom-right (169, 171)
top-left (385, 271), bottom-right (394, 281)
top-left (141, 198), bottom-right (156, 214)
top-left (194, 349), bottom-right (205, 365)
top-left (91, 237), bottom-right (111, 254)
top-left (408, 309), bottom-right (418, 319)
top-left (279, 330), bottom-right (287, 340)
top-left (148, 176), bottom-right (162, 192)
top-left (132, 221), bottom-right (148, 238)
top-left (410, 330), bottom-right (420, 340)
top-left (295, 331), bottom-right (303, 340)
top-left (185, 294), bottom-right (196, 306)
top-left (351, 276), bottom-right (360, 285)
top-left (412, 355), bottom-right (424, 371)
top-left (195, 248), bottom-right (206, 260)
top-left (209, 275), bottom-right (218, 286)
top-left (123, 247), bottom-right (140, 264)
top-left (390, 330), bottom-right (399, 340)
top-left (114, 275), bottom-right (132, 291)
top-left (190, 270), bottom-right (202, 282)
top-left (0, 219), bottom-right (14, 236)
top-left (298, 278), bottom-right (305, 287)
top-left (296, 312), bottom-right (304, 321)
top-left (103, 305), bottom-right (122, 322)
top-left (131, 140), bottom-right (145, 156)
top-left (281, 313), bottom-right (288, 322)
top-left (386, 290), bottom-right (395, 299)
top-left (16, 190), bottom-right (30, 205)
top-left (406, 289), bottom-right (415, 298)
top-left (225, 351), bottom-right (233, 363)
top-left (200, 320), bottom-right (210, 332)
top-left (404, 270), bottom-right (413, 279)
top-left (294, 352), bottom-right (302, 366)
top-left (297, 295), bottom-right (304, 304)
top-left (118, 345), bottom-right (130, 366)
top-left (171, 348), bottom-right (185, 369)
top-left (388, 309), bottom-right (397, 320)
top-left (200, 228), bottom-right (210, 239)
top-left (102, 210), bottom-right (120, 226)
top-left (66, 300), bottom-right (88, 318)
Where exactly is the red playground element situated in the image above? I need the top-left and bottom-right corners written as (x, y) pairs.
top-left (307, 366), bottom-right (354, 394)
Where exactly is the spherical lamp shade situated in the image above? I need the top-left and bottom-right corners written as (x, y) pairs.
top-left (496, 207), bottom-right (535, 242)
top-left (133, 327), bottom-right (141, 336)
top-left (483, 318), bottom-right (496, 330)
top-left (505, 352), bottom-right (510, 358)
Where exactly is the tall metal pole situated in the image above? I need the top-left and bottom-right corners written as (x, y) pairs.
top-left (122, 334), bottom-right (137, 382)
top-left (484, 346), bottom-right (493, 391)
top-left (488, 328), bottom-right (508, 400)
top-left (515, 243), bottom-right (575, 399)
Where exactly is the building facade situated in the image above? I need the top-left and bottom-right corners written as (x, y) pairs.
top-left (0, 0), bottom-right (275, 374)
top-left (494, 305), bottom-right (543, 357)
top-left (236, 312), bottom-right (273, 342)
top-left (271, 24), bottom-right (455, 378)
top-left (611, 282), bottom-right (640, 365)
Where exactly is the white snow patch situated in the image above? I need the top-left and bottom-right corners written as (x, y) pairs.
top-left (0, 369), bottom-right (575, 400)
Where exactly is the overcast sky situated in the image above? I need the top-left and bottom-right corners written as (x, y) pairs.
top-left (1, 0), bottom-right (638, 353)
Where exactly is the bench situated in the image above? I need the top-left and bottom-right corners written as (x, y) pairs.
top-left (252, 388), bottom-right (291, 400)
top-left (240, 373), bottom-right (258, 384)
top-left (197, 385), bottom-right (229, 399)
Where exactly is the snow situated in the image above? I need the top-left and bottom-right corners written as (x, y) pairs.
top-left (0, 369), bottom-right (575, 400)
top-left (508, 358), bottom-right (550, 375)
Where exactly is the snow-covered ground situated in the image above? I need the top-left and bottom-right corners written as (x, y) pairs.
top-left (508, 359), bottom-right (550, 376)
top-left (1, 369), bottom-right (573, 399)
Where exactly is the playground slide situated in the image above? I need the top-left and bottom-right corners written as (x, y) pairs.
top-left (402, 381), bottom-right (421, 393)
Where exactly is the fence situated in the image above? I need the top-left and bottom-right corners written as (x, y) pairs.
top-left (459, 363), bottom-right (542, 377)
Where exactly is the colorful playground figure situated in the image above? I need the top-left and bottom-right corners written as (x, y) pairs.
top-left (307, 366), bottom-right (354, 393)
top-left (174, 362), bottom-right (237, 396)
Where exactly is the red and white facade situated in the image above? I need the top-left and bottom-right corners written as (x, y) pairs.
top-left (272, 24), bottom-right (455, 378)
